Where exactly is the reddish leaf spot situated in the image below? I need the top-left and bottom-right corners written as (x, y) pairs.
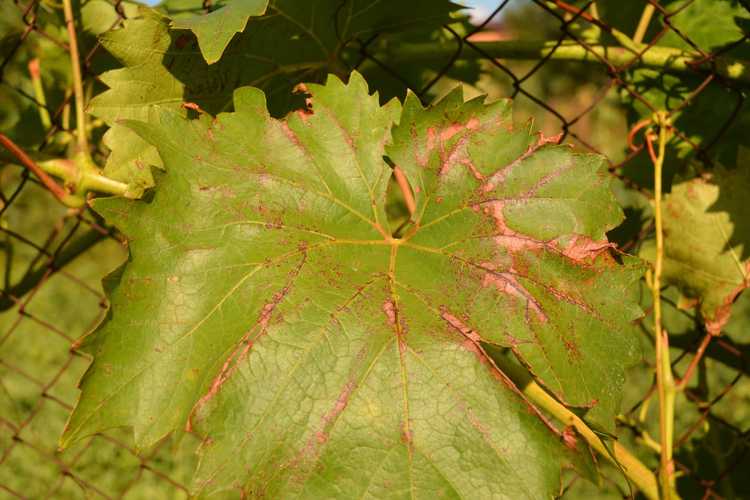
top-left (322, 381), bottom-right (356, 426)
top-left (181, 102), bottom-right (206, 114)
top-left (440, 310), bottom-right (482, 343)
top-left (439, 117), bottom-right (480, 142)
top-left (382, 300), bottom-right (397, 325)
top-left (559, 234), bottom-right (613, 262)
top-left (401, 424), bottom-right (413, 445)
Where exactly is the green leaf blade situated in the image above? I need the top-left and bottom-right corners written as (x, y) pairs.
top-left (66, 73), bottom-right (641, 496)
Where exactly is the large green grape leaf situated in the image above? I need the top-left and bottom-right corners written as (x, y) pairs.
top-left (64, 73), bottom-right (642, 496)
top-left (170, 0), bottom-right (269, 64)
top-left (641, 161), bottom-right (750, 334)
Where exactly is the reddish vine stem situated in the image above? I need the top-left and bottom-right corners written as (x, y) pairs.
top-left (676, 332), bottom-right (713, 390)
top-left (0, 132), bottom-right (69, 203)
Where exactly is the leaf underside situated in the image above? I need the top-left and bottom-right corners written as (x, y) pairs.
top-left (642, 163), bottom-right (750, 334)
top-left (65, 73), bottom-right (642, 497)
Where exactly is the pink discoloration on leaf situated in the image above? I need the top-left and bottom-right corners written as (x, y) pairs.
top-left (382, 300), bottom-right (397, 325)
top-left (440, 310), bottom-right (482, 342)
top-left (481, 201), bottom-right (545, 253)
top-left (466, 408), bottom-right (493, 442)
top-left (401, 424), bottom-right (414, 445)
top-left (439, 117), bottom-right (480, 142)
top-left (280, 121), bottom-right (304, 149)
top-left (560, 235), bottom-right (613, 262)
top-left (186, 340), bottom-right (245, 433)
top-left (323, 381), bottom-right (356, 426)
top-left (438, 135), bottom-right (470, 177)
top-left (289, 379), bottom-right (357, 473)
top-left (461, 159), bottom-right (485, 180)
top-left (181, 101), bottom-right (206, 114)
top-left (426, 127), bottom-right (437, 155)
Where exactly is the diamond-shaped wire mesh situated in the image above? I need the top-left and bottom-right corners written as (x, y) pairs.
top-left (1, 0), bottom-right (748, 498)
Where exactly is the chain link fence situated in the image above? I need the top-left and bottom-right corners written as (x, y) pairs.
top-left (1, 0), bottom-right (748, 498)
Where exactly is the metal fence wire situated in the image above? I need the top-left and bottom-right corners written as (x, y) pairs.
top-left (1, 0), bottom-right (749, 498)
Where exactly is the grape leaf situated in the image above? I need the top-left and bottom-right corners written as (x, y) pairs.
top-left (64, 73), bottom-right (641, 496)
top-left (170, 0), bottom-right (268, 64)
top-left (641, 160), bottom-right (750, 334)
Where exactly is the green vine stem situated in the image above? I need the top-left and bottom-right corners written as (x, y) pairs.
top-left (28, 58), bottom-right (52, 129)
top-left (39, 158), bottom-right (129, 197)
top-left (523, 381), bottom-right (659, 500)
top-left (386, 40), bottom-right (750, 84)
top-left (62, 0), bottom-right (89, 155)
top-left (646, 111), bottom-right (679, 500)
top-left (633, 3), bottom-right (656, 44)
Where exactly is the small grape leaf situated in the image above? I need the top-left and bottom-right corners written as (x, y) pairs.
top-left (101, 124), bottom-right (163, 199)
top-left (64, 73), bottom-right (642, 496)
top-left (170, 0), bottom-right (268, 64)
top-left (641, 161), bottom-right (750, 334)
